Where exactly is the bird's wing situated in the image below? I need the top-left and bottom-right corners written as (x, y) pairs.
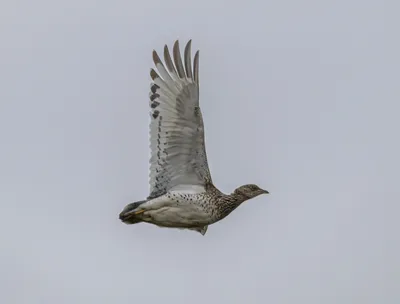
top-left (147, 40), bottom-right (212, 199)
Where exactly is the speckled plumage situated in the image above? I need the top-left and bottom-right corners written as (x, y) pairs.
top-left (119, 40), bottom-right (268, 235)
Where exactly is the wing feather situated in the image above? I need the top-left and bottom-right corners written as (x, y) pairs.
top-left (147, 40), bottom-right (212, 199)
top-left (164, 45), bottom-right (179, 81)
top-left (184, 40), bottom-right (193, 79)
top-left (173, 41), bottom-right (186, 79)
top-left (194, 50), bottom-right (199, 85)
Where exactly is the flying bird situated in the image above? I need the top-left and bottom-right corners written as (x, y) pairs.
top-left (119, 40), bottom-right (269, 235)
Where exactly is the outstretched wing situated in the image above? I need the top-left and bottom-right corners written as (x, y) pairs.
top-left (147, 40), bottom-right (212, 199)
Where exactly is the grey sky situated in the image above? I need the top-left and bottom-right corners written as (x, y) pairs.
top-left (1, 0), bottom-right (399, 303)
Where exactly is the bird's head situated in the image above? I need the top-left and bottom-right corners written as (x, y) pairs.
top-left (233, 184), bottom-right (269, 200)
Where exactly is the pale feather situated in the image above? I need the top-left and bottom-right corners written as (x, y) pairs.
top-left (147, 40), bottom-right (212, 199)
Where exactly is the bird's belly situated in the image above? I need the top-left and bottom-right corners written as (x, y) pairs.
top-left (142, 204), bottom-right (210, 228)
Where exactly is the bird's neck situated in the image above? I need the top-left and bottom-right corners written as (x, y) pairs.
top-left (216, 192), bottom-right (247, 221)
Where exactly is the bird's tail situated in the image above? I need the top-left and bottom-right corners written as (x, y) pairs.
top-left (119, 200), bottom-right (147, 224)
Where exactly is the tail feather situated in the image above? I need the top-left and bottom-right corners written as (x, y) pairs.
top-left (119, 200), bottom-right (147, 224)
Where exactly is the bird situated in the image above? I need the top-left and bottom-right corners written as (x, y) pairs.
top-left (119, 39), bottom-right (269, 235)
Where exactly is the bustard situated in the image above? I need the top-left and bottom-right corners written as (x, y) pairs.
top-left (119, 40), bottom-right (268, 235)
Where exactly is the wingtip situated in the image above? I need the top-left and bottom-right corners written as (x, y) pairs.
top-left (152, 50), bottom-right (161, 64)
top-left (194, 50), bottom-right (200, 84)
top-left (150, 68), bottom-right (158, 80)
top-left (172, 39), bottom-right (186, 78)
top-left (173, 40), bottom-right (181, 56)
top-left (163, 44), bottom-right (170, 59)
top-left (173, 39), bottom-right (180, 49)
top-left (193, 49), bottom-right (200, 63)
top-left (184, 39), bottom-right (192, 52)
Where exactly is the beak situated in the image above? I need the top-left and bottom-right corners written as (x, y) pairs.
top-left (261, 189), bottom-right (269, 194)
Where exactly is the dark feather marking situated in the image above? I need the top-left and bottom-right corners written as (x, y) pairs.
top-left (151, 84), bottom-right (160, 93)
top-left (151, 101), bottom-right (160, 108)
top-left (150, 69), bottom-right (158, 80)
top-left (152, 110), bottom-right (159, 119)
top-left (150, 93), bottom-right (159, 101)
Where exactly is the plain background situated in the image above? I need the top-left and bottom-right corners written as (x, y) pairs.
top-left (1, 0), bottom-right (399, 303)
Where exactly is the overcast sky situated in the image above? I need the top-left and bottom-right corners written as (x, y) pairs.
top-left (1, 0), bottom-right (399, 303)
